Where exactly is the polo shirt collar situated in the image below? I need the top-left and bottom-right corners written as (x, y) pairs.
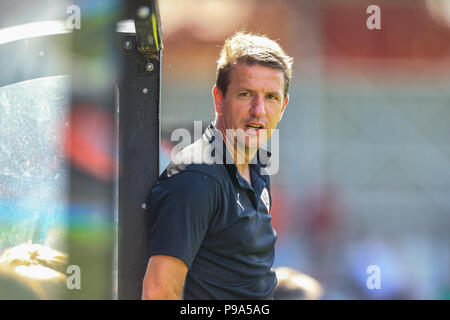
top-left (204, 122), bottom-right (271, 189)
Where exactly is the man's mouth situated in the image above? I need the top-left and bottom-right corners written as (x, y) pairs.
top-left (245, 123), bottom-right (265, 133)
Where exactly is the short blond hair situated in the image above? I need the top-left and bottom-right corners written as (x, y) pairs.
top-left (216, 32), bottom-right (293, 98)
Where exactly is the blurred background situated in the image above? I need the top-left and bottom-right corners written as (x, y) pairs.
top-left (0, 0), bottom-right (449, 299)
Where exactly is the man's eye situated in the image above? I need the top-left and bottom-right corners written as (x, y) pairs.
top-left (239, 92), bottom-right (250, 97)
top-left (267, 94), bottom-right (279, 100)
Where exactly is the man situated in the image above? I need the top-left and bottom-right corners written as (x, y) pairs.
top-left (142, 32), bottom-right (293, 299)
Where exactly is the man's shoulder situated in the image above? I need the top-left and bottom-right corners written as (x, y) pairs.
top-left (162, 137), bottom-right (229, 186)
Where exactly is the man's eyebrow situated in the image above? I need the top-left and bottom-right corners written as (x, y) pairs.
top-left (266, 91), bottom-right (282, 97)
top-left (238, 88), bottom-right (282, 96)
top-left (238, 88), bottom-right (256, 93)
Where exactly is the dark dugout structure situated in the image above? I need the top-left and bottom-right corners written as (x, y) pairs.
top-left (117, 0), bottom-right (162, 300)
top-left (0, 0), bottom-right (162, 299)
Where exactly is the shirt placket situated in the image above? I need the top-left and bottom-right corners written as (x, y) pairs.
top-left (250, 167), bottom-right (267, 214)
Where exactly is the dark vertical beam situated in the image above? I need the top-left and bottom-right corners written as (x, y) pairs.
top-left (117, 9), bottom-right (161, 298)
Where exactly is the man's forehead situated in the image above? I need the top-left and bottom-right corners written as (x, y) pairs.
top-left (230, 63), bottom-right (284, 88)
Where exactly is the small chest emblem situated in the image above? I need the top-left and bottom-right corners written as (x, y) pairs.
top-left (260, 187), bottom-right (270, 213)
top-left (236, 192), bottom-right (244, 211)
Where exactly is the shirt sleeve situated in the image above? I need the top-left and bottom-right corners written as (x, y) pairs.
top-left (146, 170), bottom-right (220, 269)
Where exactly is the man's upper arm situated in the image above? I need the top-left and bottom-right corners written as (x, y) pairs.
top-left (146, 170), bottom-right (220, 268)
top-left (142, 170), bottom-right (221, 299)
top-left (142, 254), bottom-right (188, 300)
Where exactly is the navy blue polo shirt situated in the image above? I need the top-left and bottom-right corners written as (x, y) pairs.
top-left (146, 123), bottom-right (277, 299)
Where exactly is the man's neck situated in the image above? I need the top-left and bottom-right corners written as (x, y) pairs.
top-left (216, 125), bottom-right (257, 186)
top-left (236, 163), bottom-right (254, 185)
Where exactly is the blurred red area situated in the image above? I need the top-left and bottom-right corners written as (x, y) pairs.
top-left (160, 0), bottom-right (450, 81)
top-left (321, 0), bottom-right (450, 77)
top-left (268, 186), bottom-right (288, 236)
top-left (322, 0), bottom-right (450, 59)
top-left (64, 105), bottom-right (115, 181)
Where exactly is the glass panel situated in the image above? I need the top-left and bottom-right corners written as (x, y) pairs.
top-left (0, 75), bottom-right (70, 255)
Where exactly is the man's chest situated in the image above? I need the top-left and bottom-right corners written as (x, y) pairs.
top-left (205, 182), bottom-right (276, 255)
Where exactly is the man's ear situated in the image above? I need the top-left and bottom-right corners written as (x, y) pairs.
top-left (212, 86), bottom-right (224, 115)
top-left (279, 94), bottom-right (289, 121)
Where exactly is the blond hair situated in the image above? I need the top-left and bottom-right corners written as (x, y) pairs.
top-left (216, 32), bottom-right (293, 98)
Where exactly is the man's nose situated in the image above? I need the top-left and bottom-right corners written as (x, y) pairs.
top-left (250, 94), bottom-right (266, 118)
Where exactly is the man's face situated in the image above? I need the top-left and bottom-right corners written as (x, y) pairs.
top-left (213, 63), bottom-right (289, 153)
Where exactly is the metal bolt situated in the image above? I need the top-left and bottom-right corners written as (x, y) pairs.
top-left (141, 203), bottom-right (147, 210)
top-left (123, 40), bottom-right (132, 50)
top-left (145, 62), bottom-right (154, 72)
top-left (142, 88), bottom-right (148, 94)
top-left (137, 6), bottom-right (150, 19)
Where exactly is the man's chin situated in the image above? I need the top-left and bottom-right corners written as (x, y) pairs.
top-left (237, 138), bottom-right (264, 151)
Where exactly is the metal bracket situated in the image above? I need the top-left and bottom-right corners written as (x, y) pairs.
top-left (134, 1), bottom-right (162, 60)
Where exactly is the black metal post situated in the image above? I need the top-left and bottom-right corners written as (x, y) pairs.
top-left (117, 0), bottom-right (162, 299)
